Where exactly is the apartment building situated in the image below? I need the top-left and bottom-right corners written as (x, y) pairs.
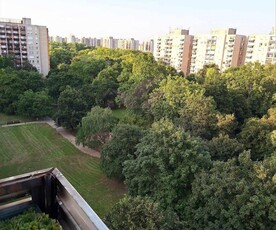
top-left (49, 35), bottom-right (66, 43)
top-left (0, 17), bottom-right (49, 76)
top-left (154, 29), bottom-right (193, 74)
top-left (190, 28), bottom-right (247, 74)
top-left (139, 39), bottom-right (154, 53)
top-left (245, 28), bottom-right (276, 64)
top-left (101, 36), bottom-right (118, 48)
top-left (80, 37), bottom-right (101, 47)
top-left (117, 38), bottom-right (139, 50)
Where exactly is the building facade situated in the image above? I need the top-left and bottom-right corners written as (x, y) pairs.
top-left (245, 28), bottom-right (276, 65)
top-left (139, 39), bottom-right (154, 53)
top-left (117, 38), bottom-right (139, 50)
top-left (154, 29), bottom-right (193, 74)
top-left (0, 17), bottom-right (49, 76)
top-left (190, 28), bottom-right (247, 74)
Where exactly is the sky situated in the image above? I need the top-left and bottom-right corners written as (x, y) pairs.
top-left (0, 0), bottom-right (275, 41)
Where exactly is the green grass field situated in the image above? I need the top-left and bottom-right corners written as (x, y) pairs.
top-left (0, 124), bottom-right (126, 217)
top-left (0, 113), bottom-right (33, 125)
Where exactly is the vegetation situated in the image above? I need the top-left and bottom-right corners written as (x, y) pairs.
top-left (0, 44), bottom-right (276, 228)
top-left (0, 208), bottom-right (60, 230)
top-left (104, 196), bottom-right (181, 230)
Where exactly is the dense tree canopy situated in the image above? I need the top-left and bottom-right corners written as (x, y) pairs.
top-left (123, 119), bottom-right (211, 215)
top-left (1, 44), bottom-right (276, 229)
top-left (76, 106), bottom-right (118, 147)
top-left (16, 90), bottom-right (52, 118)
top-left (186, 152), bottom-right (276, 229)
top-left (56, 86), bottom-right (87, 129)
top-left (100, 124), bottom-right (144, 179)
top-left (104, 196), bottom-right (181, 230)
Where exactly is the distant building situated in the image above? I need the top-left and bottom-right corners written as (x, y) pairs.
top-left (154, 28), bottom-right (193, 74)
top-left (139, 39), bottom-right (154, 53)
top-left (190, 28), bottom-right (247, 74)
top-left (244, 28), bottom-right (276, 65)
top-left (101, 36), bottom-right (118, 48)
top-left (0, 17), bottom-right (50, 76)
top-left (49, 35), bottom-right (66, 43)
top-left (117, 38), bottom-right (139, 50)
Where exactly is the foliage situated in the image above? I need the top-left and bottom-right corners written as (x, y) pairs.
top-left (16, 90), bottom-right (52, 118)
top-left (100, 124), bottom-right (144, 179)
top-left (123, 119), bottom-right (211, 215)
top-left (186, 152), bottom-right (276, 229)
top-left (56, 86), bottom-right (88, 129)
top-left (0, 69), bottom-right (44, 114)
top-left (178, 93), bottom-right (218, 139)
top-left (222, 63), bottom-right (276, 121)
top-left (76, 106), bottom-right (118, 147)
top-left (217, 113), bottom-right (238, 137)
top-left (239, 108), bottom-right (276, 160)
top-left (0, 209), bottom-right (60, 230)
top-left (104, 196), bottom-right (182, 230)
top-left (207, 134), bottom-right (244, 161)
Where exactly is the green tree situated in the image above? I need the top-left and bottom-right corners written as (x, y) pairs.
top-left (76, 106), bottom-right (118, 147)
top-left (207, 134), bottom-right (244, 161)
top-left (123, 119), bottom-right (211, 215)
top-left (0, 69), bottom-right (44, 114)
top-left (222, 63), bottom-right (276, 120)
top-left (239, 109), bottom-right (276, 160)
top-left (217, 113), bottom-right (238, 137)
top-left (50, 47), bottom-right (73, 69)
top-left (186, 151), bottom-right (276, 229)
top-left (16, 90), bottom-right (52, 118)
top-left (104, 196), bottom-right (181, 230)
top-left (178, 93), bottom-right (218, 139)
top-left (100, 124), bottom-right (144, 179)
top-left (91, 66), bottom-right (119, 107)
top-left (148, 75), bottom-right (204, 120)
top-left (56, 86), bottom-right (87, 129)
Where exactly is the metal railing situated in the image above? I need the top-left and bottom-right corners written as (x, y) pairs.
top-left (0, 168), bottom-right (108, 230)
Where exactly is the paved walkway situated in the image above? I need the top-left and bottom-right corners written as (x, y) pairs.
top-left (1, 119), bottom-right (100, 158)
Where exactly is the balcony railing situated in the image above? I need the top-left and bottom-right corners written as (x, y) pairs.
top-left (0, 168), bottom-right (108, 230)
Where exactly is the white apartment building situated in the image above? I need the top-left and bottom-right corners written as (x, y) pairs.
top-left (245, 28), bottom-right (276, 64)
top-left (154, 29), bottom-right (193, 74)
top-left (81, 37), bottom-right (100, 47)
top-left (0, 17), bottom-right (50, 76)
top-left (101, 37), bottom-right (118, 49)
top-left (117, 38), bottom-right (139, 50)
top-left (139, 39), bottom-right (154, 53)
top-left (190, 28), bottom-right (246, 74)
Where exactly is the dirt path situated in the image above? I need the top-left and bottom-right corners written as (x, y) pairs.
top-left (1, 119), bottom-right (100, 158)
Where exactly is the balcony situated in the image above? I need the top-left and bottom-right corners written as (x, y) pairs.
top-left (0, 168), bottom-right (108, 230)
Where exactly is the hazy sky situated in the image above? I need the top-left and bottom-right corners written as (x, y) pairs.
top-left (0, 0), bottom-right (275, 40)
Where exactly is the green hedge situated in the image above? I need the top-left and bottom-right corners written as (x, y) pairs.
top-left (0, 208), bottom-right (60, 230)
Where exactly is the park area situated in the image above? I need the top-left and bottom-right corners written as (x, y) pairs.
top-left (0, 123), bottom-right (126, 217)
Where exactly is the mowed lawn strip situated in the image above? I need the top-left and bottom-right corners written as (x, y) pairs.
top-left (0, 113), bottom-right (33, 125)
top-left (0, 124), bottom-right (126, 217)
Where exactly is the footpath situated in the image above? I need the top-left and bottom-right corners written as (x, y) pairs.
top-left (1, 118), bottom-right (100, 158)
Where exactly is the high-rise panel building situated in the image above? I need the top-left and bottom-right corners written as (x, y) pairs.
top-left (117, 38), bottom-right (139, 50)
top-left (154, 29), bottom-right (193, 74)
top-left (0, 17), bottom-right (49, 76)
top-left (244, 28), bottom-right (276, 65)
top-left (139, 39), bottom-right (154, 53)
top-left (190, 28), bottom-right (246, 74)
top-left (101, 36), bottom-right (118, 48)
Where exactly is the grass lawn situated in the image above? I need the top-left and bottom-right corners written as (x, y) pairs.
top-left (0, 124), bottom-right (126, 217)
top-left (0, 113), bottom-right (33, 125)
